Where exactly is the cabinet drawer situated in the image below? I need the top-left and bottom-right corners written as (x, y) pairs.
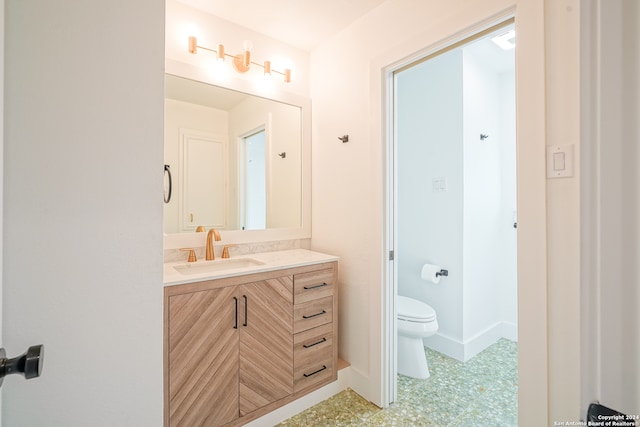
top-left (294, 324), bottom-right (334, 392)
top-left (294, 323), bottom-right (333, 361)
top-left (293, 296), bottom-right (333, 333)
top-left (294, 268), bottom-right (334, 304)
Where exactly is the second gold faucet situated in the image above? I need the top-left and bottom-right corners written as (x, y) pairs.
top-left (205, 228), bottom-right (221, 260)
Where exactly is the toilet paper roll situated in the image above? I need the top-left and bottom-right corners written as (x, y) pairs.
top-left (421, 263), bottom-right (442, 284)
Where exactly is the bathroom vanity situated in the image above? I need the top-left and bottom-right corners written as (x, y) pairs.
top-left (163, 249), bottom-right (338, 427)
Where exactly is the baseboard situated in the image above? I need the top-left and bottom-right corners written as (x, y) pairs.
top-left (347, 363), bottom-right (378, 407)
top-left (424, 321), bottom-right (518, 362)
top-left (423, 332), bottom-right (465, 361)
top-left (501, 321), bottom-right (518, 341)
top-left (462, 323), bottom-right (503, 361)
top-left (244, 363), bottom-right (350, 426)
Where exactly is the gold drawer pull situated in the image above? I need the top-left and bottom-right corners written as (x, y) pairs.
top-left (302, 310), bottom-right (326, 319)
top-left (302, 337), bottom-right (327, 348)
top-left (303, 282), bottom-right (328, 290)
top-left (303, 365), bottom-right (327, 378)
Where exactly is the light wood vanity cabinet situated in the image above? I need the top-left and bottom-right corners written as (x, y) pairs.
top-left (164, 261), bottom-right (337, 427)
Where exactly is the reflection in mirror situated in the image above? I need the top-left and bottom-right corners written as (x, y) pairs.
top-left (164, 74), bottom-right (302, 234)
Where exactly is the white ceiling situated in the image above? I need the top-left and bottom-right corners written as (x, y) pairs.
top-left (175, 0), bottom-right (387, 51)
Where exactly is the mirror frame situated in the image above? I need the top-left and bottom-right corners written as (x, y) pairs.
top-left (163, 59), bottom-right (311, 249)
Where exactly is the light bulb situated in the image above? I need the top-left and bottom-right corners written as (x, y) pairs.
top-left (188, 36), bottom-right (198, 54)
top-left (216, 44), bottom-right (225, 62)
top-left (242, 40), bottom-right (252, 67)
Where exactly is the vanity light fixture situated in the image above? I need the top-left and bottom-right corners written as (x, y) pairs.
top-left (188, 36), bottom-right (292, 83)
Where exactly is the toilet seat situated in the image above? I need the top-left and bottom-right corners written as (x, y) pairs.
top-left (398, 296), bottom-right (436, 322)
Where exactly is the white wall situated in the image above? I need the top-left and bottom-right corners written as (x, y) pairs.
top-left (312, 0), bottom-right (506, 404)
top-left (396, 49), bottom-right (465, 351)
top-left (462, 48), bottom-right (502, 347)
top-left (228, 97), bottom-right (302, 229)
top-left (581, 0), bottom-right (640, 416)
top-left (165, 0), bottom-right (310, 99)
top-left (498, 71), bottom-right (518, 330)
top-left (261, 101), bottom-right (302, 229)
top-left (3, 0), bottom-right (164, 426)
top-left (395, 42), bottom-right (516, 362)
top-left (310, 0), bottom-right (570, 424)
top-left (462, 46), bottom-right (515, 349)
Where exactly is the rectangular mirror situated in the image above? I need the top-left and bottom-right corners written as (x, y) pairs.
top-left (164, 73), bottom-right (306, 237)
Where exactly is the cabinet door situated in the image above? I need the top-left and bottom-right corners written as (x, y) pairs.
top-left (168, 286), bottom-right (239, 427)
top-left (238, 277), bottom-right (294, 416)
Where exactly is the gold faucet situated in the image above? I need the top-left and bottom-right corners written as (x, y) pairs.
top-left (205, 228), bottom-right (221, 260)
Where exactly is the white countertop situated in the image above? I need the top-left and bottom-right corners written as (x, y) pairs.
top-left (164, 248), bottom-right (339, 286)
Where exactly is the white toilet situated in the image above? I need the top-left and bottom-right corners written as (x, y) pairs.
top-left (397, 295), bottom-right (439, 379)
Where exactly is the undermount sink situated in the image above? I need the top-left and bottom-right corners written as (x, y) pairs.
top-left (173, 258), bottom-right (265, 275)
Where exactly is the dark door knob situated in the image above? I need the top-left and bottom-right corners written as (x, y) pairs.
top-left (0, 345), bottom-right (44, 387)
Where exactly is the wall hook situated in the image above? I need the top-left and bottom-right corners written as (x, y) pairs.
top-left (338, 135), bottom-right (349, 143)
top-left (278, 152), bottom-right (286, 158)
top-left (480, 134), bottom-right (489, 141)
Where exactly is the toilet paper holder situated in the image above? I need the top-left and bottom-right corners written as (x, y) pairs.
top-left (435, 269), bottom-right (448, 277)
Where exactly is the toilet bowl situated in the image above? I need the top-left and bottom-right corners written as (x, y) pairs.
top-left (397, 295), bottom-right (438, 379)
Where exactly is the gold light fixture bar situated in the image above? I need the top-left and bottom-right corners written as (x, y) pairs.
top-left (188, 36), bottom-right (292, 83)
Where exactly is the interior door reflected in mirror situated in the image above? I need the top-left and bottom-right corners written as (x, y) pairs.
top-left (241, 128), bottom-right (267, 230)
top-left (163, 74), bottom-right (302, 234)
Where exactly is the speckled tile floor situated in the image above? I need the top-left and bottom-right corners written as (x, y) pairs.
top-left (277, 338), bottom-right (518, 426)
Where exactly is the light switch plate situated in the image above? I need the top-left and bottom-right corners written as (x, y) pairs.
top-left (547, 145), bottom-right (574, 178)
top-left (432, 177), bottom-right (447, 192)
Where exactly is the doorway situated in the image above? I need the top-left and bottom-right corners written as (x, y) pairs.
top-left (239, 128), bottom-right (267, 230)
top-left (387, 22), bottom-right (517, 421)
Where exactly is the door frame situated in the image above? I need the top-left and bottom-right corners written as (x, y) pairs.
top-left (378, 6), bottom-right (550, 423)
top-left (1, 0), bottom-right (5, 421)
top-left (384, 17), bottom-right (516, 402)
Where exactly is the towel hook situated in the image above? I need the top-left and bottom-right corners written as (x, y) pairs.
top-left (338, 135), bottom-right (349, 143)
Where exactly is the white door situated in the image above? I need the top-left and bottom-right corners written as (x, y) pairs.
top-left (0, 0), bottom-right (44, 416)
top-left (1, 1), bottom-right (4, 421)
top-left (181, 130), bottom-right (227, 231)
